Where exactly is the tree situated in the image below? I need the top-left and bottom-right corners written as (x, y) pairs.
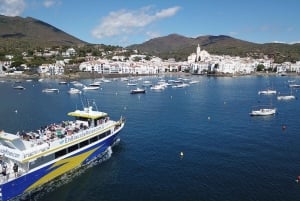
top-left (256, 64), bottom-right (265, 71)
top-left (144, 55), bottom-right (151, 61)
top-left (133, 56), bottom-right (141, 62)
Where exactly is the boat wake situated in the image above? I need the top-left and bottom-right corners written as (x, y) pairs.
top-left (16, 146), bottom-right (114, 201)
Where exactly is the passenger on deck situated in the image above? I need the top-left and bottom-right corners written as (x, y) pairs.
top-left (2, 162), bottom-right (7, 176)
top-left (13, 163), bottom-right (18, 177)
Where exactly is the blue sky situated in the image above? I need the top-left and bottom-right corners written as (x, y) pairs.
top-left (1, 0), bottom-right (300, 46)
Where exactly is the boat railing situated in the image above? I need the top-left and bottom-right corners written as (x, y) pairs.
top-left (48, 120), bottom-right (113, 149)
top-left (0, 120), bottom-right (115, 161)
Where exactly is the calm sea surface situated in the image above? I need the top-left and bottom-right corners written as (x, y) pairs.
top-left (1, 75), bottom-right (300, 201)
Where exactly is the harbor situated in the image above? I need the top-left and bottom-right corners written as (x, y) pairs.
top-left (0, 75), bottom-right (300, 201)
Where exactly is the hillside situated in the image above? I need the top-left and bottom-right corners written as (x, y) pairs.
top-left (1, 14), bottom-right (300, 63)
top-left (128, 34), bottom-right (300, 62)
top-left (0, 15), bottom-right (87, 51)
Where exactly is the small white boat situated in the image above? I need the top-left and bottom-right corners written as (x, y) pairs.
top-left (89, 81), bottom-right (101, 87)
top-left (42, 88), bottom-right (59, 93)
top-left (59, 81), bottom-right (68, 85)
top-left (189, 80), bottom-right (200, 84)
top-left (130, 88), bottom-right (146, 94)
top-left (142, 81), bottom-right (152, 87)
top-left (249, 107), bottom-right (276, 116)
top-left (258, 89), bottom-right (277, 95)
top-left (83, 85), bottom-right (99, 90)
top-left (277, 95), bottom-right (295, 100)
top-left (68, 88), bottom-right (82, 94)
top-left (127, 82), bottom-right (137, 86)
top-left (150, 84), bottom-right (165, 91)
top-left (289, 84), bottom-right (300, 88)
top-left (72, 81), bottom-right (84, 87)
top-left (172, 83), bottom-right (190, 88)
top-left (13, 86), bottom-right (25, 90)
top-left (101, 79), bottom-right (111, 83)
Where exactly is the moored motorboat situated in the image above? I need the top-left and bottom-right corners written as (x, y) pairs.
top-left (13, 86), bottom-right (25, 90)
top-left (249, 106), bottom-right (276, 116)
top-left (83, 85), bottom-right (100, 90)
top-left (127, 82), bottom-right (137, 86)
top-left (277, 95), bottom-right (296, 100)
top-left (289, 84), bottom-right (300, 88)
top-left (0, 101), bottom-right (125, 201)
top-left (130, 88), bottom-right (146, 94)
top-left (258, 89), bottom-right (277, 95)
top-left (42, 88), bottom-right (59, 93)
top-left (68, 88), bottom-right (82, 94)
top-left (150, 84), bottom-right (165, 91)
top-left (142, 80), bottom-right (152, 87)
top-left (89, 81), bottom-right (101, 87)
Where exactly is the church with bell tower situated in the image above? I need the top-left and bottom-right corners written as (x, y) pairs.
top-left (187, 44), bottom-right (210, 63)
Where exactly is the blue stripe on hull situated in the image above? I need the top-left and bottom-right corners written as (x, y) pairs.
top-left (1, 133), bottom-right (119, 201)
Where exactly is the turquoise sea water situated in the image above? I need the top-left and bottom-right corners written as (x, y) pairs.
top-left (1, 75), bottom-right (300, 201)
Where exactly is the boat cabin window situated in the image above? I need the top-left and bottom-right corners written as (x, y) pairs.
top-left (98, 133), bottom-right (106, 140)
top-left (79, 140), bottom-right (89, 148)
top-left (90, 136), bottom-right (98, 143)
top-left (0, 138), bottom-right (26, 151)
top-left (98, 130), bottom-right (111, 140)
top-left (1, 140), bottom-right (17, 149)
top-left (68, 144), bottom-right (78, 153)
top-left (55, 149), bottom-right (67, 158)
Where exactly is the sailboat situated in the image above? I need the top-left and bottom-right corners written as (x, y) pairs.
top-left (250, 96), bottom-right (276, 116)
top-left (249, 106), bottom-right (276, 116)
top-left (277, 89), bottom-right (296, 100)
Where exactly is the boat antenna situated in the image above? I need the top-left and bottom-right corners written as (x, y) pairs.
top-left (92, 99), bottom-right (99, 111)
top-left (86, 98), bottom-right (90, 108)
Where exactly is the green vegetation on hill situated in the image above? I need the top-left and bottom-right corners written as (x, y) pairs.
top-left (127, 34), bottom-right (300, 63)
top-left (0, 15), bottom-right (86, 53)
top-left (1, 15), bottom-right (300, 64)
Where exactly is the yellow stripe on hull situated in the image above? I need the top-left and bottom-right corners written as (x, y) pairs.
top-left (25, 147), bottom-right (99, 192)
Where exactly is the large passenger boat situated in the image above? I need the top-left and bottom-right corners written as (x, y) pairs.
top-left (0, 101), bottom-right (125, 201)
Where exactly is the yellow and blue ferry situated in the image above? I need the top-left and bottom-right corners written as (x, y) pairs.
top-left (0, 102), bottom-right (125, 201)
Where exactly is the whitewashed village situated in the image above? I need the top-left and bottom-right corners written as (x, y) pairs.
top-left (1, 45), bottom-right (300, 77)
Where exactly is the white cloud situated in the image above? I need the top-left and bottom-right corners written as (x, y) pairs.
top-left (43, 0), bottom-right (61, 8)
top-left (43, 0), bottom-right (55, 8)
top-left (91, 6), bottom-right (181, 39)
top-left (272, 41), bottom-right (286, 44)
top-left (228, 31), bottom-right (238, 36)
top-left (0, 0), bottom-right (26, 16)
top-left (146, 31), bottom-right (161, 39)
top-left (272, 40), bottom-right (300, 44)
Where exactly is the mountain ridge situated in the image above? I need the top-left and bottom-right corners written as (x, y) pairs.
top-left (127, 33), bottom-right (300, 62)
top-left (0, 15), bottom-right (87, 51)
top-left (0, 15), bottom-right (299, 63)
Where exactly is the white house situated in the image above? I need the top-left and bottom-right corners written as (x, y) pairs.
top-left (38, 62), bottom-right (65, 75)
top-left (62, 48), bottom-right (76, 57)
